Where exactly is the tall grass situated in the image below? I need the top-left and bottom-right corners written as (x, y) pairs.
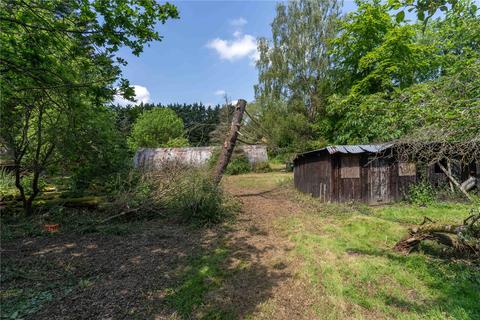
top-left (110, 162), bottom-right (238, 225)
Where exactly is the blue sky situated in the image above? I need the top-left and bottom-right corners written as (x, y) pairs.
top-left (115, 1), bottom-right (357, 106)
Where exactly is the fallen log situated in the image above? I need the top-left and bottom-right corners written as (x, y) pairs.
top-left (460, 176), bottom-right (477, 192)
top-left (394, 210), bottom-right (480, 257)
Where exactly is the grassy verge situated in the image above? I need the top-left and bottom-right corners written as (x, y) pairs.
top-left (276, 201), bottom-right (480, 319)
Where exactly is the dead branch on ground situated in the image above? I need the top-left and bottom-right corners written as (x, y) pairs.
top-left (394, 209), bottom-right (480, 258)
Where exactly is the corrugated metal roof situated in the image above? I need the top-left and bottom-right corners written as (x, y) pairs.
top-left (296, 143), bottom-right (393, 159)
top-left (326, 144), bottom-right (392, 154)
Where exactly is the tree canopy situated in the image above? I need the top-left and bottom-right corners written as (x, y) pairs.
top-left (128, 108), bottom-right (189, 150)
top-left (253, 0), bottom-right (480, 156)
top-left (254, 0), bottom-right (342, 153)
top-left (0, 0), bottom-right (178, 214)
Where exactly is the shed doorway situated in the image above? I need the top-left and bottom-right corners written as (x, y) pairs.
top-left (368, 158), bottom-right (391, 204)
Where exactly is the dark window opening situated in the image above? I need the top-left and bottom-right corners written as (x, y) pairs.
top-left (434, 160), bottom-right (448, 174)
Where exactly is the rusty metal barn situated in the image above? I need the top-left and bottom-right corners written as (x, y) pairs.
top-left (293, 144), bottom-right (479, 204)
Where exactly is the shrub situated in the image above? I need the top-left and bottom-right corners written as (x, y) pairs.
top-left (128, 108), bottom-right (188, 151)
top-left (208, 148), bottom-right (252, 175)
top-left (408, 181), bottom-right (436, 206)
top-left (165, 168), bottom-right (237, 225)
top-left (252, 162), bottom-right (272, 173)
top-left (110, 162), bottom-right (237, 225)
top-left (225, 154), bottom-right (251, 175)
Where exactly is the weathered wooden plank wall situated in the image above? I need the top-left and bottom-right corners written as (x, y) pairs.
top-left (295, 152), bottom-right (420, 204)
top-left (332, 155), bottom-right (362, 203)
top-left (294, 154), bottom-right (331, 201)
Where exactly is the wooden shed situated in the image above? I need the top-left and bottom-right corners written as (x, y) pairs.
top-left (293, 144), bottom-right (479, 204)
top-left (293, 144), bottom-right (417, 204)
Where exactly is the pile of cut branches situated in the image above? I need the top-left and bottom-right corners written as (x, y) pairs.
top-left (394, 209), bottom-right (480, 258)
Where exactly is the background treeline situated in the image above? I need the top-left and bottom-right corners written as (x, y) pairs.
top-left (113, 102), bottom-right (222, 147)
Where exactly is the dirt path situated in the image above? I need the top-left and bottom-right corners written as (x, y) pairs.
top-left (217, 174), bottom-right (318, 319)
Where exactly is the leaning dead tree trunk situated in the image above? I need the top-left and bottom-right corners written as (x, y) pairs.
top-left (436, 162), bottom-right (474, 202)
top-left (212, 99), bottom-right (247, 185)
top-left (394, 211), bottom-right (480, 257)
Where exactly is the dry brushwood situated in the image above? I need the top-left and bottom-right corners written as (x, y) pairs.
top-left (394, 209), bottom-right (480, 257)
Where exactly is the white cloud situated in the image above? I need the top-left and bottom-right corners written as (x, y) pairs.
top-left (230, 17), bottom-right (247, 27)
top-left (207, 33), bottom-right (258, 63)
top-left (214, 89), bottom-right (226, 96)
top-left (114, 85), bottom-right (151, 106)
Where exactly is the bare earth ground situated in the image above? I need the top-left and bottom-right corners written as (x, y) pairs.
top-left (1, 172), bottom-right (311, 319)
top-left (2, 172), bottom-right (479, 319)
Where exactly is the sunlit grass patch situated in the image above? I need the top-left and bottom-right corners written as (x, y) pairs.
top-left (223, 172), bottom-right (292, 192)
top-left (371, 202), bottom-right (473, 225)
top-left (163, 245), bottom-right (231, 319)
top-left (276, 202), bottom-right (480, 320)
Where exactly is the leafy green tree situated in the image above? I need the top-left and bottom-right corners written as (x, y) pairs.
top-left (427, 0), bottom-right (480, 74)
top-left (326, 57), bottom-right (480, 145)
top-left (128, 108), bottom-right (189, 150)
top-left (256, 0), bottom-right (341, 120)
top-left (255, 0), bottom-right (341, 153)
top-left (326, 0), bottom-right (479, 144)
top-left (331, 0), bottom-right (437, 95)
top-left (113, 102), bottom-right (221, 146)
top-left (168, 103), bottom-right (221, 146)
top-left (63, 107), bottom-right (129, 191)
top-left (0, 0), bottom-right (178, 215)
top-left (389, 0), bottom-right (476, 25)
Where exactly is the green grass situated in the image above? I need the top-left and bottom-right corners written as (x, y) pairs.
top-left (163, 243), bottom-right (233, 319)
top-left (372, 203), bottom-right (473, 224)
top-left (276, 202), bottom-right (480, 319)
top-left (0, 288), bottom-right (56, 319)
top-left (2, 171), bottom-right (479, 319)
top-left (223, 172), bottom-right (292, 191)
top-left (1, 258), bottom-right (78, 320)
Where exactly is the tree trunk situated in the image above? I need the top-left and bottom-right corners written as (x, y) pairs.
top-left (212, 99), bottom-right (247, 185)
top-left (460, 176), bottom-right (477, 192)
top-left (437, 162), bottom-right (473, 202)
top-left (13, 161), bottom-right (31, 215)
top-left (446, 160), bottom-right (454, 192)
top-left (23, 198), bottom-right (34, 216)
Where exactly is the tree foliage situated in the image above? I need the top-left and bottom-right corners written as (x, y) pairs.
top-left (254, 0), bottom-right (342, 153)
top-left (128, 108), bottom-right (189, 150)
top-left (331, 0), bottom-right (437, 95)
top-left (114, 102), bottom-right (221, 146)
top-left (254, 0), bottom-right (480, 156)
top-left (0, 0), bottom-right (178, 214)
top-left (326, 0), bottom-right (480, 145)
top-left (388, 0), bottom-right (476, 26)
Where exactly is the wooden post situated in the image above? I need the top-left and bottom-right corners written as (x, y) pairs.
top-left (212, 99), bottom-right (247, 185)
